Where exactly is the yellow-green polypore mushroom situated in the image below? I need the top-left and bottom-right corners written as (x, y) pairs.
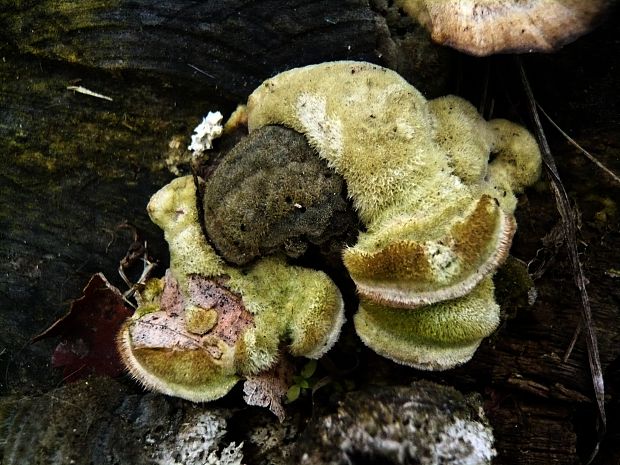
top-left (354, 277), bottom-right (500, 370)
top-left (246, 61), bottom-right (540, 369)
top-left (246, 61), bottom-right (540, 308)
top-left (118, 176), bottom-right (344, 401)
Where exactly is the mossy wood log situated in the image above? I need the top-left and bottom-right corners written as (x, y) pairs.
top-left (0, 1), bottom-right (618, 465)
top-left (0, 0), bottom-right (391, 394)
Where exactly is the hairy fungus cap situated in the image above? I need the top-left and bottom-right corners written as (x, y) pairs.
top-left (395, 0), bottom-right (609, 56)
top-left (118, 273), bottom-right (248, 402)
top-left (247, 61), bottom-right (436, 225)
top-left (486, 119), bottom-right (543, 194)
top-left (245, 61), bottom-right (541, 370)
top-left (119, 176), bottom-right (345, 401)
top-left (354, 277), bottom-right (500, 370)
top-left (344, 195), bottom-right (516, 308)
top-left (229, 256), bottom-right (345, 374)
top-left (147, 176), bottom-right (225, 285)
top-left (246, 61), bottom-right (540, 307)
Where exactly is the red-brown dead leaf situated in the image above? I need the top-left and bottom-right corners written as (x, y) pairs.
top-left (32, 273), bottom-right (132, 382)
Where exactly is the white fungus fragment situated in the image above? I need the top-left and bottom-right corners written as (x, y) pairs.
top-left (188, 111), bottom-right (224, 156)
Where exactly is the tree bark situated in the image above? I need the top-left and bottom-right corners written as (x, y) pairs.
top-left (1, 1), bottom-right (618, 464)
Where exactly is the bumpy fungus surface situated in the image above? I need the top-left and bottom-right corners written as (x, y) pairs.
top-left (202, 125), bottom-right (358, 265)
top-left (118, 176), bottom-right (345, 401)
top-left (246, 61), bottom-right (541, 369)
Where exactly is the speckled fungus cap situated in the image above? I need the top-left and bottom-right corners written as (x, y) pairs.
top-left (395, 0), bottom-right (609, 55)
top-left (118, 176), bottom-right (345, 401)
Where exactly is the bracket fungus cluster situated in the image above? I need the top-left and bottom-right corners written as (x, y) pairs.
top-left (118, 176), bottom-right (345, 401)
top-left (246, 61), bottom-right (541, 370)
top-left (118, 60), bottom-right (541, 402)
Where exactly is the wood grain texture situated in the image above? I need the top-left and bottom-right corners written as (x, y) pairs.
top-left (1, 0), bottom-right (391, 100)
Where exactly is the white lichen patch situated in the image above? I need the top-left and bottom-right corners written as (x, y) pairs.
top-left (299, 383), bottom-right (496, 465)
top-left (206, 442), bottom-right (244, 465)
top-left (436, 418), bottom-right (496, 465)
top-left (152, 410), bottom-right (244, 465)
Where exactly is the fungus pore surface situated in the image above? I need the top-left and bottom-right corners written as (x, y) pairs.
top-left (394, 0), bottom-right (608, 56)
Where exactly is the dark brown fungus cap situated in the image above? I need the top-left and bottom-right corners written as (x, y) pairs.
top-left (396, 0), bottom-right (610, 56)
top-left (202, 125), bottom-right (359, 266)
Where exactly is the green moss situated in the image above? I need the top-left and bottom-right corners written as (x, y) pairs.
top-left (16, 151), bottom-right (58, 172)
top-left (139, 277), bottom-right (165, 303)
top-left (134, 303), bottom-right (161, 318)
top-left (493, 256), bottom-right (536, 314)
top-left (587, 195), bottom-right (617, 225)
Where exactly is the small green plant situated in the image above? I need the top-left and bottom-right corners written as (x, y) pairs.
top-left (286, 360), bottom-right (317, 403)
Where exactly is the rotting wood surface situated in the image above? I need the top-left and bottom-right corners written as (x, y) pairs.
top-left (1, 1), bottom-right (619, 464)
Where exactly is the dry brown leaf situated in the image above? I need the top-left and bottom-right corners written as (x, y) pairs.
top-left (243, 357), bottom-right (294, 422)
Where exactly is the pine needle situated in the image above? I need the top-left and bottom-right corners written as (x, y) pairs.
top-left (518, 57), bottom-right (606, 464)
top-left (537, 104), bottom-right (620, 185)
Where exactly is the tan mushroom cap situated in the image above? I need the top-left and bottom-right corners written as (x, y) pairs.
top-left (396, 0), bottom-right (608, 56)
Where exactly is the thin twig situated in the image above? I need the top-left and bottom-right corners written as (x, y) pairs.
top-left (537, 104), bottom-right (620, 185)
top-left (187, 63), bottom-right (215, 79)
top-left (518, 57), bottom-right (606, 463)
top-left (66, 85), bottom-right (113, 101)
top-left (563, 320), bottom-right (581, 362)
top-left (122, 247), bottom-right (156, 308)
